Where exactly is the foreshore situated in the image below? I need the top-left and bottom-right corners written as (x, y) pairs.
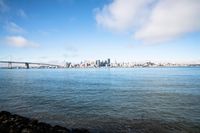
top-left (0, 111), bottom-right (200, 133)
top-left (0, 111), bottom-right (89, 133)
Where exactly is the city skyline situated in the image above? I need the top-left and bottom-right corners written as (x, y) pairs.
top-left (1, 0), bottom-right (200, 64)
top-left (1, 58), bottom-right (200, 69)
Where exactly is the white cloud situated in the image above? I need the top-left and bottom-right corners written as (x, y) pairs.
top-left (135, 0), bottom-right (200, 43)
top-left (5, 36), bottom-right (39, 48)
top-left (17, 9), bottom-right (27, 18)
top-left (95, 0), bottom-right (200, 43)
top-left (0, 0), bottom-right (9, 13)
top-left (5, 22), bottom-right (25, 33)
top-left (95, 0), bottom-right (153, 32)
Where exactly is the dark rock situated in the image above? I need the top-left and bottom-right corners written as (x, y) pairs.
top-left (53, 125), bottom-right (70, 133)
top-left (0, 111), bottom-right (11, 122)
top-left (37, 122), bottom-right (53, 133)
top-left (0, 123), bottom-right (10, 133)
top-left (21, 128), bottom-right (34, 133)
top-left (9, 125), bottom-right (21, 133)
top-left (0, 111), bottom-right (90, 133)
top-left (29, 119), bottom-right (38, 125)
top-left (0, 111), bottom-right (11, 116)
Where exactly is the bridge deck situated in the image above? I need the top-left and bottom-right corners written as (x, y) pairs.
top-left (0, 61), bottom-right (62, 67)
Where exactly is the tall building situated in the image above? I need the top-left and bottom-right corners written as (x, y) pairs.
top-left (66, 62), bottom-right (71, 68)
top-left (96, 60), bottom-right (100, 67)
top-left (107, 58), bottom-right (110, 66)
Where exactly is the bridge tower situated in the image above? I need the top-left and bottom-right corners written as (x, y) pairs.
top-left (25, 63), bottom-right (29, 69)
top-left (8, 62), bottom-right (12, 69)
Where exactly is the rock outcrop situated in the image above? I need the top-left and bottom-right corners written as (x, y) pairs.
top-left (0, 111), bottom-right (90, 133)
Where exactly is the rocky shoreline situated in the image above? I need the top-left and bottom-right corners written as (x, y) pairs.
top-left (0, 111), bottom-right (90, 133)
top-left (1, 111), bottom-right (200, 133)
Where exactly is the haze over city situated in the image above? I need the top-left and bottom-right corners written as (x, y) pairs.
top-left (0, 0), bottom-right (200, 64)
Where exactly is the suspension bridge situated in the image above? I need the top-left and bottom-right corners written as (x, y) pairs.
top-left (0, 61), bottom-right (63, 69)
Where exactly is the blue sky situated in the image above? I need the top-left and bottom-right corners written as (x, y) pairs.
top-left (0, 0), bottom-right (200, 64)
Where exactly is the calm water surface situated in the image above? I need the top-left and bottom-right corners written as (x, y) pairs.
top-left (0, 67), bottom-right (200, 132)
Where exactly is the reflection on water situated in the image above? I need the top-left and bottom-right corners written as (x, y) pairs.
top-left (0, 67), bottom-right (200, 132)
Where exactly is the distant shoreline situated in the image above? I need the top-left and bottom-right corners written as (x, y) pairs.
top-left (0, 66), bottom-right (200, 69)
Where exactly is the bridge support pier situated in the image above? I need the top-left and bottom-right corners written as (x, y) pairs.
top-left (8, 62), bottom-right (12, 69)
top-left (25, 63), bottom-right (29, 69)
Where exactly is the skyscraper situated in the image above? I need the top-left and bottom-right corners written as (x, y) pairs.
top-left (96, 60), bottom-right (100, 67)
top-left (107, 58), bottom-right (110, 66)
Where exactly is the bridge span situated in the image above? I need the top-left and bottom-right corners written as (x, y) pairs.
top-left (0, 61), bottom-right (63, 69)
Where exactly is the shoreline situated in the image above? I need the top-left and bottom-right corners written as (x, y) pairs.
top-left (0, 66), bottom-right (200, 70)
top-left (1, 111), bottom-right (200, 133)
top-left (0, 111), bottom-right (89, 133)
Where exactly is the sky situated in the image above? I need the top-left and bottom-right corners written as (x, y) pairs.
top-left (0, 0), bottom-right (200, 64)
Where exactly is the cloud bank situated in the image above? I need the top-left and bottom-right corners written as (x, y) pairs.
top-left (5, 36), bottom-right (38, 48)
top-left (95, 0), bottom-right (200, 43)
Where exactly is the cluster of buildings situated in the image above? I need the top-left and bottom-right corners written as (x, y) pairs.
top-left (65, 58), bottom-right (111, 68)
top-left (1, 58), bottom-right (200, 69)
top-left (65, 59), bottom-right (199, 68)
